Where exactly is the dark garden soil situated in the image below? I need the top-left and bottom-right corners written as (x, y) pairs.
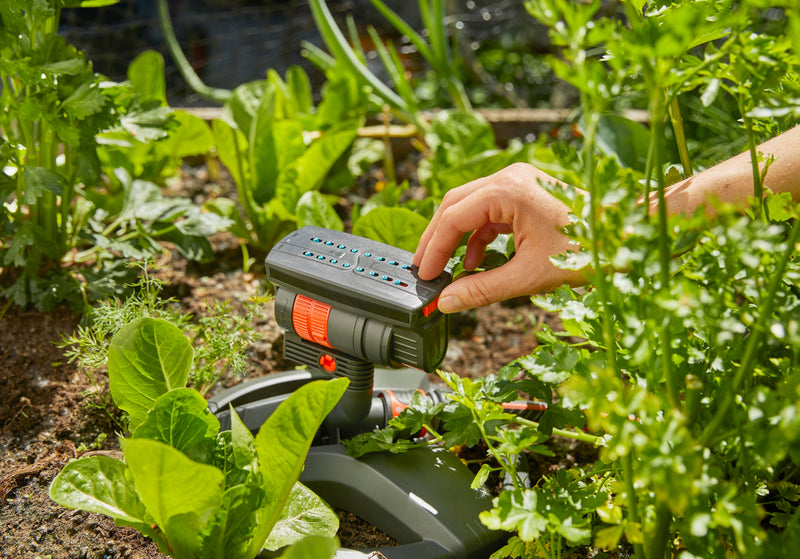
top-left (0, 164), bottom-right (596, 558)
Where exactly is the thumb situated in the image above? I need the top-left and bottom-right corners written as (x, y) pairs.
top-left (436, 262), bottom-right (531, 313)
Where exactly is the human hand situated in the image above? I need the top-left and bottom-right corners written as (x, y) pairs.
top-left (413, 163), bottom-right (586, 313)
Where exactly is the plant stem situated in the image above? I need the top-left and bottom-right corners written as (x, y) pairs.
top-left (381, 106), bottom-right (396, 185)
top-left (648, 502), bottom-right (672, 559)
top-left (744, 116), bottom-right (764, 220)
top-left (583, 109), bottom-right (618, 377)
top-left (512, 416), bottom-right (604, 446)
top-left (699, 220), bottom-right (800, 446)
top-left (650, 102), bottom-right (680, 411)
top-left (155, 0), bottom-right (231, 104)
top-left (475, 421), bottom-right (521, 490)
top-left (668, 95), bottom-right (692, 177)
top-left (622, 450), bottom-right (646, 559)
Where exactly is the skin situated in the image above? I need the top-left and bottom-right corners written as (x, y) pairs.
top-left (414, 125), bottom-right (800, 313)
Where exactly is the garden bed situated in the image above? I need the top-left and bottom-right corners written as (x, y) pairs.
top-left (0, 162), bottom-right (576, 558)
top-left (0, 270), bottom-right (560, 558)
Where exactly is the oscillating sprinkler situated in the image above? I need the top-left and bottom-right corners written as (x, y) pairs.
top-left (209, 226), bottom-right (511, 559)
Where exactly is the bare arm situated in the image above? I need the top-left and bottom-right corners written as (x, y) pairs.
top-left (656, 125), bottom-right (800, 215)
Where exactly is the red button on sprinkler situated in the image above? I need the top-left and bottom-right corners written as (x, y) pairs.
top-left (319, 354), bottom-right (337, 372)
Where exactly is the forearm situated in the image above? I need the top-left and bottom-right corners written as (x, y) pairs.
top-left (654, 125), bottom-right (800, 216)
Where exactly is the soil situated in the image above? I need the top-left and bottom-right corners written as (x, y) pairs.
top-left (0, 164), bottom-right (592, 558)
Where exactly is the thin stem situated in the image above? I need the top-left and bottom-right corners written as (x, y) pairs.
top-left (622, 450), bottom-right (646, 559)
top-left (647, 502), bottom-right (672, 559)
top-left (744, 116), bottom-right (763, 220)
top-left (668, 95), bottom-right (692, 177)
top-left (381, 106), bottom-right (396, 185)
top-left (583, 110), bottom-right (618, 377)
top-left (475, 421), bottom-right (522, 490)
top-left (155, 0), bottom-right (231, 104)
top-left (651, 105), bottom-right (680, 410)
top-left (512, 416), bottom-right (605, 446)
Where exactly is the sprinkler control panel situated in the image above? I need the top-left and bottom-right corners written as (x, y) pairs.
top-left (266, 225), bottom-right (451, 375)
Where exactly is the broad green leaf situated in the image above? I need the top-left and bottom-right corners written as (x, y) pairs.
top-left (296, 191), bottom-right (344, 231)
top-left (593, 114), bottom-right (651, 172)
top-left (250, 86), bottom-right (279, 204)
top-left (133, 388), bottom-right (220, 457)
top-left (174, 210), bottom-right (231, 238)
top-left (277, 535), bottom-right (338, 559)
top-left (425, 110), bottom-right (495, 161)
top-left (246, 378), bottom-right (348, 557)
top-left (163, 111), bottom-right (214, 159)
top-left (120, 106), bottom-right (173, 142)
top-left (276, 120), bottom-right (360, 210)
top-left (230, 404), bottom-right (257, 471)
top-left (2, 221), bottom-right (35, 267)
top-left (272, 120), bottom-right (306, 172)
top-left (595, 523), bottom-right (625, 550)
top-left (197, 484), bottom-right (264, 559)
top-left (352, 207), bottom-right (429, 252)
top-left (122, 438), bottom-right (224, 557)
top-left (316, 70), bottom-right (363, 129)
top-left (212, 119), bottom-right (249, 191)
top-left (479, 490), bottom-right (547, 542)
top-left (108, 317), bottom-right (193, 430)
top-left (23, 166), bottom-right (63, 204)
top-left (160, 228), bottom-right (215, 263)
top-left (41, 58), bottom-right (86, 76)
top-left (228, 80), bottom-right (270, 135)
top-left (49, 455), bottom-right (148, 528)
top-left (265, 482), bottom-right (339, 550)
top-left (128, 50), bottom-right (167, 106)
top-left (287, 65), bottom-right (313, 115)
top-left (203, 197), bottom-right (250, 240)
top-left (61, 81), bottom-right (106, 120)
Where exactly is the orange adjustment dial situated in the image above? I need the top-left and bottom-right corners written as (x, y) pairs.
top-left (292, 294), bottom-right (332, 348)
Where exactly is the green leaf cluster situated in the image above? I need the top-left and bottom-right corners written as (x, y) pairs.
top-left (0, 2), bottom-right (224, 311)
top-left (343, 1), bottom-right (800, 558)
top-left (208, 66), bottom-right (381, 253)
top-left (50, 317), bottom-right (346, 558)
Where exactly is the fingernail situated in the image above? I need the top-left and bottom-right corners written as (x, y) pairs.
top-left (437, 294), bottom-right (464, 314)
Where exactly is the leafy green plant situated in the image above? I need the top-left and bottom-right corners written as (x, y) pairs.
top-left (306, 0), bottom-right (471, 129)
top-left (206, 65), bottom-right (382, 253)
top-left (0, 1), bottom-right (223, 312)
top-left (50, 316), bottom-right (346, 558)
top-left (60, 262), bottom-right (263, 396)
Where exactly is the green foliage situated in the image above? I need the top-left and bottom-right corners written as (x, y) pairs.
top-left (345, 1), bottom-right (800, 557)
top-left (50, 317), bottom-right (346, 558)
top-left (0, 2), bottom-right (223, 311)
top-left (307, 0), bottom-right (471, 127)
top-left (208, 65), bottom-right (382, 253)
top-left (59, 264), bottom-right (261, 396)
top-left (418, 110), bottom-right (578, 199)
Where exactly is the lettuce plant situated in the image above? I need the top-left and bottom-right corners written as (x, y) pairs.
top-left (206, 65), bottom-right (382, 254)
top-left (50, 317), bottom-right (346, 558)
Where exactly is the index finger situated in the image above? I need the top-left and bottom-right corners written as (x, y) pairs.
top-left (413, 177), bottom-right (493, 271)
top-left (415, 187), bottom-right (509, 280)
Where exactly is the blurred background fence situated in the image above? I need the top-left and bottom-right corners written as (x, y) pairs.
top-left (59, 0), bottom-right (549, 108)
